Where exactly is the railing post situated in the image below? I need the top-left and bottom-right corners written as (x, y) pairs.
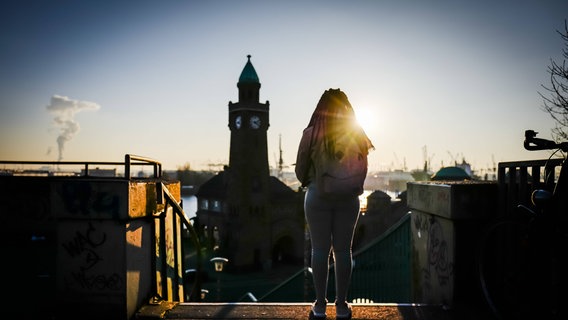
top-left (498, 159), bottom-right (563, 219)
top-left (156, 182), bottom-right (203, 302)
top-left (545, 163), bottom-right (556, 190)
top-left (519, 167), bottom-right (529, 207)
top-left (532, 165), bottom-right (541, 189)
top-left (125, 154), bottom-right (131, 179)
top-left (507, 166), bottom-right (517, 217)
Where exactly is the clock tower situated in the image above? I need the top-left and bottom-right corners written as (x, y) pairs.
top-left (196, 55), bottom-right (303, 272)
top-left (227, 55), bottom-right (271, 269)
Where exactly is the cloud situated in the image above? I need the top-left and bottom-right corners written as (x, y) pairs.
top-left (46, 95), bottom-right (101, 161)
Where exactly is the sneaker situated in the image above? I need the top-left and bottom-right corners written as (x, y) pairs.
top-left (335, 301), bottom-right (352, 320)
top-left (309, 300), bottom-right (327, 319)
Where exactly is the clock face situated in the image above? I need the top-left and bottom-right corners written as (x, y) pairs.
top-left (250, 115), bottom-right (261, 129)
top-left (235, 115), bottom-right (242, 129)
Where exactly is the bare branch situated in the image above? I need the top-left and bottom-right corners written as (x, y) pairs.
top-left (539, 20), bottom-right (568, 142)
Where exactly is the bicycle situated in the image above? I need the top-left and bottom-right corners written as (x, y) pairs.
top-left (476, 130), bottom-right (568, 320)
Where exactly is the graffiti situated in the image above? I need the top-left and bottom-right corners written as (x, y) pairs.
top-left (62, 221), bottom-right (106, 270)
top-left (414, 213), bottom-right (454, 291)
top-left (165, 222), bottom-right (175, 267)
top-left (425, 218), bottom-right (452, 286)
top-left (61, 222), bottom-right (124, 291)
top-left (413, 211), bottom-right (430, 234)
top-left (413, 185), bottom-right (451, 216)
top-left (435, 190), bottom-right (450, 203)
top-left (59, 182), bottom-right (92, 216)
top-left (92, 192), bottom-right (120, 217)
top-left (70, 271), bottom-right (123, 291)
top-left (58, 181), bottom-right (120, 218)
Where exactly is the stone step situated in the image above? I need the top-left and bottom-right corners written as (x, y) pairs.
top-left (135, 302), bottom-right (488, 320)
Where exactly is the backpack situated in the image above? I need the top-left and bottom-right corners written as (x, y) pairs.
top-left (294, 126), bottom-right (315, 187)
top-left (314, 131), bottom-right (368, 197)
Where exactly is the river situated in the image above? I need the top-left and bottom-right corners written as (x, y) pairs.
top-left (181, 195), bottom-right (197, 220)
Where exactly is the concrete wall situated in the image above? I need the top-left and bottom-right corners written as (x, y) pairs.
top-left (0, 176), bottom-right (180, 320)
top-left (407, 181), bottom-right (497, 306)
top-left (410, 209), bottom-right (455, 305)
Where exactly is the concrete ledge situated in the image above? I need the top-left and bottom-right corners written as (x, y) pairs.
top-left (407, 181), bottom-right (498, 220)
top-left (135, 302), bottom-right (488, 320)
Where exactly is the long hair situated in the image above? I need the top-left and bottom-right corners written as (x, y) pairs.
top-left (307, 89), bottom-right (374, 157)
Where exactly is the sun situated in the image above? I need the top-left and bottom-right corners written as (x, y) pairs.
top-left (354, 107), bottom-right (377, 134)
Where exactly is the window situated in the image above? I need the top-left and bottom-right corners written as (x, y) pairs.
top-left (199, 199), bottom-right (208, 210)
top-left (212, 200), bottom-right (221, 212)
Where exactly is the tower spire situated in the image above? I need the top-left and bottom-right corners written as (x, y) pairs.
top-left (238, 54), bottom-right (259, 84)
top-left (278, 134), bottom-right (284, 179)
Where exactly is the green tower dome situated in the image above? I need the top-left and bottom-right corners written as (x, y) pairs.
top-left (238, 55), bottom-right (259, 83)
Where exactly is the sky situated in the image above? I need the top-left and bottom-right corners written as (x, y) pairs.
top-left (1, 1), bottom-right (567, 176)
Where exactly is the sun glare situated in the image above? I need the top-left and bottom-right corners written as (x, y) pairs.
top-left (354, 107), bottom-right (378, 134)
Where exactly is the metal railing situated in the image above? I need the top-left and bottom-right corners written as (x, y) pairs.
top-left (257, 215), bottom-right (413, 304)
top-left (155, 182), bottom-right (203, 302)
top-left (125, 154), bottom-right (162, 179)
top-left (497, 158), bottom-right (564, 217)
top-left (0, 154), bottom-right (162, 178)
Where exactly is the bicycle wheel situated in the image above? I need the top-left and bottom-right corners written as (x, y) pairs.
top-left (476, 216), bottom-right (533, 320)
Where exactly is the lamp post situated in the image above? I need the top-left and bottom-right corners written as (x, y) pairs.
top-left (210, 257), bottom-right (228, 301)
top-left (200, 289), bottom-right (209, 301)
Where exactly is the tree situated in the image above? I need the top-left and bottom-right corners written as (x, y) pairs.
top-left (175, 162), bottom-right (215, 188)
top-left (540, 20), bottom-right (568, 142)
top-left (176, 162), bottom-right (192, 185)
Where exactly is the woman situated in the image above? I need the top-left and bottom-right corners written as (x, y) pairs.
top-left (295, 89), bottom-right (374, 320)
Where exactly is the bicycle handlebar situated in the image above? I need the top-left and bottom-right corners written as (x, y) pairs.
top-left (524, 130), bottom-right (568, 152)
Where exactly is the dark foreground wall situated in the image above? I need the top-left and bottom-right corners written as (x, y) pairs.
top-left (0, 176), bottom-right (180, 320)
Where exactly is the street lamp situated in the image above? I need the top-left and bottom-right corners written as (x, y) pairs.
top-left (210, 257), bottom-right (228, 301)
top-left (210, 257), bottom-right (228, 272)
top-left (200, 289), bottom-right (209, 301)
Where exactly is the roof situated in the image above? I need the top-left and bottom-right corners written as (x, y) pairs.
top-left (195, 170), bottom-right (227, 198)
top-left (195, 171), bottom-right (296, 201)
top-left (238, 55), bottom-right (259, 84)
top-left (368, 190), bottom-right (391, 200)
top-left (268, 176), bottom-right (297, 202)
top-left (431, 166), bottom-right (471, 181)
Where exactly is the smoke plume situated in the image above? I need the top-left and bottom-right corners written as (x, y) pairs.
top-left (46, 95), bottom-right (101, 161)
